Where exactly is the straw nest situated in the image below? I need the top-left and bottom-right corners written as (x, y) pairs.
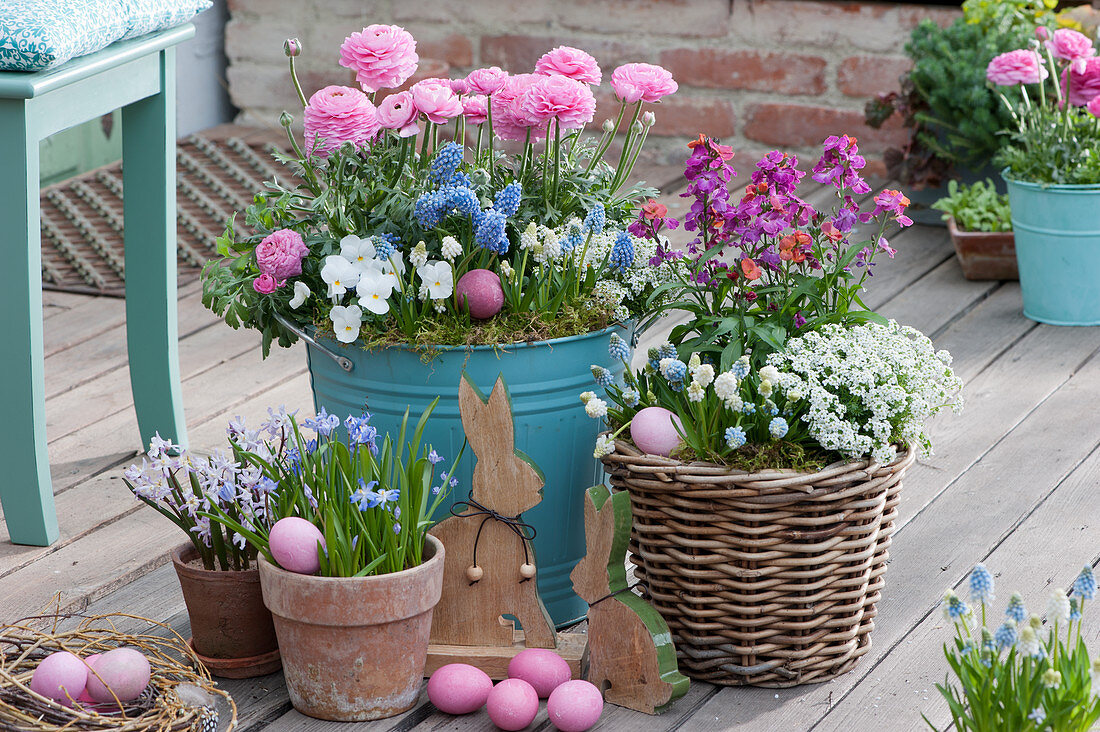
top-left (0, 613), bottom-right (237, 731)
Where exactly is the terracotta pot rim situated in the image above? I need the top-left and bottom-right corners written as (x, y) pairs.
top-left (257, 534), bottom-right (443, 585)
top-left (171, 542), bottom-right (261, 579)
top-left (947, 217), bottom-right (1014, 240)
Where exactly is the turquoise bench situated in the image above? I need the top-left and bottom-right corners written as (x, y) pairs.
top-left (0, 25), bottom-right (192, 546)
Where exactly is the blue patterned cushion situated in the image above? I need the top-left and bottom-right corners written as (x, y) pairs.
top-left (0, 0), bottom-right (210, 72)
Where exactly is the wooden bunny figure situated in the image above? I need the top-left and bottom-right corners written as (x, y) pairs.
top-left (571, 485), bottom-right (689, 714)
top-left (428, 373), bottom-right (556, 650)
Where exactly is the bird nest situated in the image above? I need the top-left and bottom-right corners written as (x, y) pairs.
top-left (0, 613), bottom-right (236, 731)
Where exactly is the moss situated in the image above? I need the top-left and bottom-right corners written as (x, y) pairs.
top-left (671, 440), bottom-right (833, 474)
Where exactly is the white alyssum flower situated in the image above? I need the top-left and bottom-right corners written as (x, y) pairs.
top-left (692, 363), bottom-right (715, 388)
top-left (441, 236), bottom-right (462, 260)
top-left (329, 304), bottom-right (362, 343)
top-left (321, 255), bottom-right (360, 299)
top-left (767, 320), bottom-right (963, 462)
top-left (289, 281), bottom-right (310, 309)
top-left (585, 398), bottom-right (608, 419)
top-left (410, 241), bottom-right (429, 268)
top-left (417, 260), bottom-right (454, 300)
top-left (356, 268), bottom-right (397, 314)
top-left (593, 434), bottom-right (615, 458)
top-left (339, 234), bottom-right (377, 271)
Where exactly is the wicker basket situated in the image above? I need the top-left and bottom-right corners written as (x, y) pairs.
top-left (600, 439), bottom-right (915, 687)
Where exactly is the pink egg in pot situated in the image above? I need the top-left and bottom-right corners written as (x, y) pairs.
top-left (427, 663), bottom-right (493, 715)
top-left (29, 651), bottom-right (88, 703)
top-left (629, 406), bottom-right (684, 456)
top-left (547, 680), bottom-right (604, 732)
top-left (84, 648), bottom-right (150, 703)
top-left (269, 516), bottom-right (326, 574)
top-left (486, 678), bottom-right (539, 731)
top-left (455, 268), bottom-right (504, 319)
top-left (507, 648), bottom-right (571, 698)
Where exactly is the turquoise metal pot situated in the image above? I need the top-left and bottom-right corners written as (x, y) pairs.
top-left (302, 324), bottom-right (629, 628)
top-left (1004, 173), bottom-right (1100, 326)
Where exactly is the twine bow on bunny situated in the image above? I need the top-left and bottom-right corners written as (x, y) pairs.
top-left (448, 498), bottom-right (538, 584)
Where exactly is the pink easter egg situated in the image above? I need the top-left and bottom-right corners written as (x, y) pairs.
top-left (455, 268), bottom-right (504, 319)
top-left (547, 680), bottom-right (604, 732)
top-left (269, 517), bottom-right (326, 574)
top-left (30, 651), bottom-right (88, 702)
top-left (486, 678), bottom-right (539, 731)
top-left (507, 648), bottom-right (571, 698)
top-left (85, 648), bottom-right (150, 703)
top-left (427, 663), bottom-right (493, 715)
top-left (629, 406), bottom-right (684, 456)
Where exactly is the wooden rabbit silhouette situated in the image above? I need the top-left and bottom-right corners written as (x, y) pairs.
top-left (428, 373), bottom-right (556, 650)
top-left (571, 485), bottom-right (689, 714)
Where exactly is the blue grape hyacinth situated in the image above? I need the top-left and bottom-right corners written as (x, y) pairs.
top-left (582, 203), bottom-right (606, 235)
top-left (429, 141), bottom-right (464, 186)
top-left (608, 333), bottom-right (630, 362)
top-left (609, 231), bottom-right (635, 272)
top-left (494, 182), bottom-right (522, 217)
top-left (969, 564), bottom-right (995, 606)
top-left (591, 365), bottom-right (613, 387)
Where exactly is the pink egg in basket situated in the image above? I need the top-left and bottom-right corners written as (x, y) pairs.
top-left (629, 406), bottom-right (684, 456)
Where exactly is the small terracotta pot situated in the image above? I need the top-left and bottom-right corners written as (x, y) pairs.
top-left (171, 543), bottom-right (282, 678)
top-left (948, 217), bottom-right (1018, 281)
top-left (259, 535), bottom-right (445, 721)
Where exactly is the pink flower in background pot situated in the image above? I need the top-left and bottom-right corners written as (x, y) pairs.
top-left (519, 75), bottom-right (596, 130)
top-left (1045, 28), bottom-right (1096, 63)
top-left (253, 274), bottom-right (279, 294)
top-left (986, 49), bottom-right (1048, 86)
top-left (465, 66), bottom-right (508, 95)
top-left (1063, 57), bottom-right (1100, 107)
top-left (410, 79), bottom-right (463, 124)
top-left (339, 24), bottom-right (418, 92)
top-left (491, 73), bottom-right (545, 141)
top-left (377, 90), bottom-right (419, 137)
top-left (303, 85), bottom-right (380, 155)
top-left (535, 46), bottom-right (602, 85)
top-left (462, 94), bottom-right (488, 126)
top-left (610, 63), bottom-right (678, 103)
top-left (256, 228), bottom-right (309, 280)
top-left (1088, 96), bottom-right (1100, 117)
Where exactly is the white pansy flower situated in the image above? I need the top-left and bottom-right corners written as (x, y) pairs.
top-left (441, 236), bottom-right (462, 260)
top-left (339, 234), bottom-right (377, 271)
top-left (417, 260), bottom-right (454, 300)
top-left (329, 304), bottom-right (362, 344)
top-left (321, 255), bottom-right (360, 299)
top-left (380, 250), bottom-right (407, 279)
top-left (289, 281), bottom-right (311, 309)
top-left (356, 268), bottom-right (396, 315)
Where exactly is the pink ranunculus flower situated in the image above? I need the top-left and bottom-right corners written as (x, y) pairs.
top-left (491, 73), bottom-right (546, 141)
top-left (377, 90), bottom-right (419, 137)
top-left (256, 228), bottom-right (309, 280)
top-left (1089, 95), bottom-right (1100, 118)
top-left (535, 46), bottom-right (602, 85)
top-left (1063, 57), bottom-right (1100, 107)
top-left (519, 75), bottom-right (596, 130)
top-left (986, 49), bottom-right (1048, 86)
top-left (465, 66), bottom-right (508, 95)
top-left (303, 85), bottom-right (380, 156)
top-left (410, 79), bottom-right (464, 124)
top-left (462, 94), bottom-right (489, 126)
top-left (610, 63), bottom-right (678, 103)
top-left (339, 24), bottom-right (419, 93)
top-left (1045, 28), bottom-right (1096, 63)
top-left (449, 78), bottom-right (470, 95)
top-left (252, 273), bottom-right (279, 294)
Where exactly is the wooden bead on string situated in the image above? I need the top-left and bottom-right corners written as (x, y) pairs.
top-left (467, 565), bottom-right (484, 583)
top-left (519, 563), bottom-right (537, 580)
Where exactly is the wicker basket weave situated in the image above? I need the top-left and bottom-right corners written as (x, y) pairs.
top-left (600, 439), bottom-right (915, 687)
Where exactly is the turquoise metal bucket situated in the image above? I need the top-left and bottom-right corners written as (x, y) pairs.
top-left (1004, 174), bottom-right (1100, 326)
top-left (303, 324), bottom-right (629, 627)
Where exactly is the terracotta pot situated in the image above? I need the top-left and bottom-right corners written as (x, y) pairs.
top-left (259, 535), bottom-right (445, 721)
top-left (947, 217), bottom-right (1018, 281)
top-left (170, 543), bottom-right (281, 678)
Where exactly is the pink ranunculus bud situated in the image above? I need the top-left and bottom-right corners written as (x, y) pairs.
top-left (303, 85), bottom-right (380, 156)
top-left (1035, 26), bottom-right (1050, 41)
top-left (284, 38), bottom-right (301, 57)
top-left (610, 63), bottom-right (678, 104)
top-left (410, 79), bottom-right (464, 124)
top-left (641, 110), bottom-right (656, 127)
top-left (518, 75), bottom-right (596, 130)
top-left (462, 94), bottom-right (489, 126)
top-left (449, 78), bottom-right (470, 95)
top-left (1064, 57), bottom-right (1100, 106)
top-left (377, 90), bottom-right (419, 137)
top-left (252, 273), bottom-right (279, 294)
top-left (490, 73), bottom-right (545, 141)
top-left (256, 229), bottom-right (310, 280)
top-left (339, 24), bottom-right (419, 93)
top-left (535, 46), bottom-right (602, 85)
top-left (1045, 28), bottom-right (1097, 63)
top-left (986, 49), bottom-right (1048, 86)
top-left (465, 66), bottom-right (508, 95)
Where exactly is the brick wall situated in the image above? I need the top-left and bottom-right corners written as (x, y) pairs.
top-left (225, 0), bottom-right (959, 168)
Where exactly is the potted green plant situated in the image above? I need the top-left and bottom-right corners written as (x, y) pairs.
top-left (932, 179), bottom-right (1016, 280)
top-left (206, 403), bottom-right (459, 721)
top-left (584, 136), bottom-right (963, 686)
top-left (988, 27), bottom-right (1100, 324)
top-left (122, 426), bottom-right (286, 679)
top-left (200, 28), bottom-right (685, 626)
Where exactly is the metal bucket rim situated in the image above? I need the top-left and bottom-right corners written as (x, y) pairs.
top-left (1001, 168), bottom-right (1100, 192)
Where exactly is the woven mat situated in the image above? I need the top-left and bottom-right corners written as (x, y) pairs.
top-left (39, 125), bottom-right (288, 297)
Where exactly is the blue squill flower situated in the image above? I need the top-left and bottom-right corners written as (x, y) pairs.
top-left (351, 480), bottom-right (382, 510)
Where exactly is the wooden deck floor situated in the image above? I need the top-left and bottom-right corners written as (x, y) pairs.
top-left (5, 170), bottom-right (1100, 731)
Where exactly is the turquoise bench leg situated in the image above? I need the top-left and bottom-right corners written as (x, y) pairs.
top-left (121, 47), bottom-right (187, 449)
top-left (0, 101), bottom-right (60, 546)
